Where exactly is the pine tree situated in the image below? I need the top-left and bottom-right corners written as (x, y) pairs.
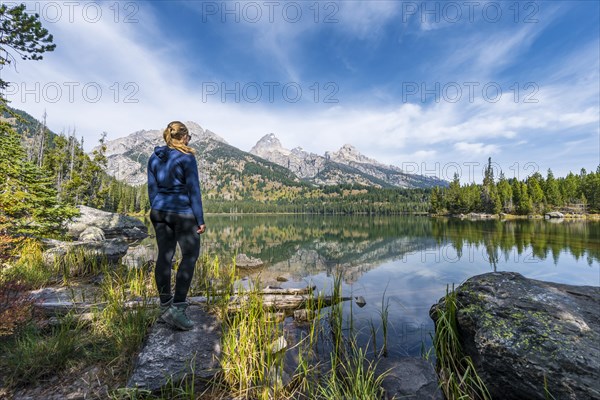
top-left (0, 4), bottom-right (56, 91)
top-left (429, 186), bottom-right (442, 214)
top-left (561, 172), bottom-right (579, 204)
top-left (517, 182), bottom-right (533, 215)
top-left (544, 169), bottom-right (562, 207)
top-left (490, 186), bottom-right (502, 214)
top-left (445, 173), bottom-right (462, 214)
top-left (582, 167), bottom-right (600, 213)
top-left (527, 175), bottom-right (545, 212)
top-left (0, 122), bottom-right (77, 236)
top-left (497, 172), bottom-right (513, 212)
top-left (480, 157), bottom-right (497, 213)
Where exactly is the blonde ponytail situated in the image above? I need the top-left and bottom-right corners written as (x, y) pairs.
top-left (163, 121), bottom-right (196, 154)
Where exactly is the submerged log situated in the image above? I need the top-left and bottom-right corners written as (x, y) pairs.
top-left (34, 286), bottom-right (347, 316)
top-left (255, 285), bottom-right (316, 295)
top-left (226, 294), bottom-right (351, 312)
top-left (209, 285), bottom-right (316, 296)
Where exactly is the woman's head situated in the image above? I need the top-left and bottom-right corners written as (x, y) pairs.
top-left (163, 121), bottom-right (195, 154)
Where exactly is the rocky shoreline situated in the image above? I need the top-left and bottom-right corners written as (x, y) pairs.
top-left (432, 211), bottom-right (600, 220)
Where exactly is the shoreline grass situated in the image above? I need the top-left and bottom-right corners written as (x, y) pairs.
top-left (1, 241), bottom-right (398, 399)
top-left (432, 285), bottom-right (491, 400)
top-left (0, 245), bottom-right (156, 393)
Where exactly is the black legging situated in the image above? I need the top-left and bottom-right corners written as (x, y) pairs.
top-left (150, 209), bottom-right (200, 303)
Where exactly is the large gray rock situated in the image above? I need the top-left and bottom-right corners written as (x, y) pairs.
top-left (67, 205), bottom-right (148, 240)
top-left (431, 272), bottom-right (600, 400)
top-left (42, 238), bottom-right (129, 267)
top-left (376, 357), bottom-right (443, 400)
top-left (78, 226), bottom-right (105, 241)
top-left (122, 244), bottom-right (156, 269)
top-left (127, 307), bottom-right (221, 392)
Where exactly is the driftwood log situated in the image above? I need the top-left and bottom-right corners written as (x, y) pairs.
top-left (209, 285), bottom-right (316, 296)
top-left (33, 286), bottom-right (349, 317)
top-left (225, 294), bottom-right (350, 312)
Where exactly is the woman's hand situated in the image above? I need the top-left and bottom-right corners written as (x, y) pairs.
top-left (197, 224), bottom-right (206, 234)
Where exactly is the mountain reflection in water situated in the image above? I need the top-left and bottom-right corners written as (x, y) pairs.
top-left (141, 215), bottom-right (600, 357)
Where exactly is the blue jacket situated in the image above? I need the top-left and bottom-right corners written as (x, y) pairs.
top-left (147, 146), bottom-right (205, 226)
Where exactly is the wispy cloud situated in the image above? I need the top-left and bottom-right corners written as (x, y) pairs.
top-left (334, 1), bottom-right (401, 40)
top-left (454, 142), bottom-right (499, 155)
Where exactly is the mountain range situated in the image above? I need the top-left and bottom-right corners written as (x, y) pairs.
top-left (96, 122), bottom-right (447, 192)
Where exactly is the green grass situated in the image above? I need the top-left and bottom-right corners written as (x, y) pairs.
top-left (317, 342), bottom-right (387, 400)
top-left (0, 252), bottom-right (156, 390)
top-left (1, 314), bottom-right (87, 386)
top-left (378, 285), bottom-right (390, 358)
top-left (0, 238), bottom-right (51, 288)
top-left (433, 285), bottom-right (491, 400)
top-left (207, 263), bottom-right (394, 400)
top-left (2, 244), bottom-right (394, 399)
top-left (219, 283), bottom-right (288, 399)
top-left (56, 245), bottom-right (110, 283)
top-left (92, 265), bottom-right (155, 360)
top-left (0, 238), bottom-right (115, 289)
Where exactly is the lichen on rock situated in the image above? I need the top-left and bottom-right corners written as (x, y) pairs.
top-left (431, 272), bottom-right (600, 400)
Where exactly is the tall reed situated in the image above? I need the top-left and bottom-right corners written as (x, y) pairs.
top-left (1, 238), bottom-right (49, 288)
top-left (93, 264), bottom-right (154, 359)
top-left (0, 313), bottom-right (86, 387)
top-left (433, 285), bottom-right (491, 400)
top-left (317, 341), bottom-right (387, 400)
top-left (219, 283), bottom-right (286, 400)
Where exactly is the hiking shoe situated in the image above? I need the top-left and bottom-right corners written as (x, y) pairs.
top-left (162, 302), bottom-right (194, 331)
top-left (158, 297), bottom-right (173, 323)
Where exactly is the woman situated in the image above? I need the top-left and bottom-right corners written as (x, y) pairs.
top-left (147, 121), bottom-right (206, 330)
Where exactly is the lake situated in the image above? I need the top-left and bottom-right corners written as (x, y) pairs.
top-left (142, 215), bottom-right (600, 358)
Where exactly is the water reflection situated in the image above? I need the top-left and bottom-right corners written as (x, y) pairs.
top-left (141, 215), bottom-right (600, 357)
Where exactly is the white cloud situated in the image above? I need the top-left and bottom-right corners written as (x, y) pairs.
top-left (454, 142), bottom-right (499, 155)
top-left (413, 150), bottom-right (437, 158)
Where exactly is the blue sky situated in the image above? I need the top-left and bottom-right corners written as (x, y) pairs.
top-left (2, 0), bottom-right (599, 183)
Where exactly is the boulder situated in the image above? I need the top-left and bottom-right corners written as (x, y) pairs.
top-left (467, 213), bottom-right (497, 219)
top-left (376, 357), bottom-right (443, 400)
top-left (67, 205), bottom-right (148, 240)
top-left (545, 211), bottom-right (565, 219)
top-left (78, 226), bottom-right (105, 241)
top-left (42, 239), bottom-right (129, 267)
top-left (127, 307), bottom-right (221, 392)
top-left (122, 244), bottom-right (156, 269)
top-left (431, 272), bottom-right (600, 400)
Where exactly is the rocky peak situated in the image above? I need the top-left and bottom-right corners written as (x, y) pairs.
top-left (200, 129), bottom-right (227, 144)
top-left (184, 121), bottom-right (205, 135)
top-left (291, 146), bottom-right (308, 156)
top-left (257, 133), bottom-right (282, 148)
top-left (250, 133), bottom-right (288, 156)
top-left (340, 143), bottom-right (358, 153)
top-left (326, 144), bottom-right (380, 165)
top-left (183, 122), bottom-right (227, 144)
top-left (97, 121), bottom-right (227, 158)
